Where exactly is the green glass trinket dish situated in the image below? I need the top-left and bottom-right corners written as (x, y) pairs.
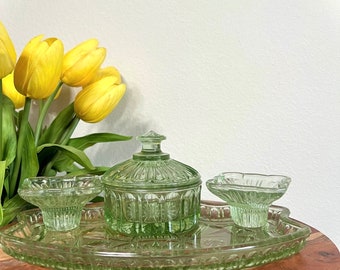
top-left (102, 130), bottom-right (202, 236)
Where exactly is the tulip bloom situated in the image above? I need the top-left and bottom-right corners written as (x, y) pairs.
top-left (14, 35), bottom-right (63, 99)
top-left (0, 21), bottom-right (16, 79)
top-left (74, 68), bottom-right (126, 123)
top-left (61, 39), bottom-right (106, 87)
top-left (2, 73), bottom-right (25, 109)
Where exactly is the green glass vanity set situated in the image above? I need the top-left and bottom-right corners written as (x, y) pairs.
top-left (0, 131), bottom-right (311, 270)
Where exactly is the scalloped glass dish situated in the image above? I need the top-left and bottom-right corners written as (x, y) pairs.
top-left (0, 201), bottom-right (311, 270)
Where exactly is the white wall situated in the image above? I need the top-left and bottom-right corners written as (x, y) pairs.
top-left (2, 1), bottom-right (339, 248)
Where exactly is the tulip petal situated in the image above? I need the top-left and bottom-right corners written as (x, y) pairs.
top-left (62, 48), bottom-right (106, 86)
top-left (2, 73), bottom-right (25, 109)
top-left (88, 66), bottom-right (121, 85)
top-left (26, 39), bottom-right (64, 98)
top-left (14, 36), bottom-right (64, 99)
top-left (74, 78), bottom-right (126, 123)
top-left (63, 48), bottom-right (106, 86)
top-left (14, 35), bottom-right (44, 94)
top-left (61, 39), bottom-right (107, 87)
top-left (0, 44), bottom-right (15, 78)
top-left (0, 21), bottom-right (16, 78)
top-left (62, 39), bottom-right (99, 71)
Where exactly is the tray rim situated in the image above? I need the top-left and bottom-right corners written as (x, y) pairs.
top-left (0, 200), bottom-right (312, 269)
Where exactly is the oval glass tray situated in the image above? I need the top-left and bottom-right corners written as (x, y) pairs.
top-left (0, 201), bottom-right (311, 270)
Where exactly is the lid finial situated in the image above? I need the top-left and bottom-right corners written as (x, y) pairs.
top-left (134, 130), bottom-right (169, 160)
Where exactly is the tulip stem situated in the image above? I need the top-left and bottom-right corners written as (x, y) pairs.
top-left (60, 115), bottom-right (80, 145)
top-left (34, 81), bottom-right (63, 146)
top-left (10, 98), bottom-right (31, 197)
top-left (0, 79), bottom-right (3, 161)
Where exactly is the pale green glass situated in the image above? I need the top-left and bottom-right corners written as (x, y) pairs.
top-left (206, 172), bottom-right (291, 228)
top-left (18, 175), bottom-right (102, 231)
top-left (102, 131), bottom-right (201, 236)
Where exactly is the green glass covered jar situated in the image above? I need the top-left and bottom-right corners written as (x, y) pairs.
top-left (102, 131), bottom-right (201, 236)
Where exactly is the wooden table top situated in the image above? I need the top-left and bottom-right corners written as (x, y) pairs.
top-left (0, 225), bottom-right (339, 270)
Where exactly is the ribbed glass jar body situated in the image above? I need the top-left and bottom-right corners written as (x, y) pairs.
top-left (104, 185), bottom-right (201, 235)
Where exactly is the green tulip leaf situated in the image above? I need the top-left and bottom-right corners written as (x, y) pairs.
top-left (37, 143), bottom-right (95, 172)
top-left (3, 164), bottom-right (11, 198)
top-left (68, 133), bottom-right (132, 150)
top-left (0, 161), bottom-right (5, 198)
top-left (0, 195), bottom-right (28, 226)
top-left (0, 204), bottom-right (3, 226)
top-left (0, 161), bottom-right (5, 224)
top-left (51, 133), bottom-right (131, 173)
top-left (49, 161), bottom-right (81, 175)
top-left (91, 196), bottom-right (104, 203)
top-left (1, 96), bottom-right (17, 166)
top-left (19, 123), bottom-right (39, 187)
top-left (37, 102), bottom-right (75, 145)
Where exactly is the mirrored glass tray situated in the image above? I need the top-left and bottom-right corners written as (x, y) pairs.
top-left (0, 201), bottom-right (311, 270)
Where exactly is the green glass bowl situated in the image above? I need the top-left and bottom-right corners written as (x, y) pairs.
top-left (18, 175), bottom-right (102, 231)
top-left (206, 172), bottom-right (291, 228)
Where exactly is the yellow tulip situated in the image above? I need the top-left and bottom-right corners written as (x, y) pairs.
top-left (14, 35), bottom-right (64, 99)
top-left (2, 73), bottom-right (25, 109)
top-left (87, 66), bottom-right (121, 85)
top-left (61, 39), bottom-right (106, 87)
top-left (0, 21), bottom-right (16, 79)
top-left (74, 70), bottom-right (126, 123)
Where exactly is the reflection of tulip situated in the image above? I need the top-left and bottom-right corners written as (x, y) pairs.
top-left (74, 68), bottom-right (126, 123)
top-left (14, 35), bottom-right (64, 99)
top-left (61, 39), bottom-right (106, 87)
top-left (2, 73), bottom-right (25, 108)
top-left (0, 21), bottom-right (16, 79)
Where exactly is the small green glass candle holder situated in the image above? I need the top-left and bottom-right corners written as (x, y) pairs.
top-left (18, 175), bottom-right (102, 231)
top-left (206, 172), bottom-right (291, 228)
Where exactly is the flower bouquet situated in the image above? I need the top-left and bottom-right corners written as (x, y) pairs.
top-left (0, 21), bottom-right (131, 226)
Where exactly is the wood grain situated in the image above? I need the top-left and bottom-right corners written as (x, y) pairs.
top-left (250, 227), bottom-right (340, 270)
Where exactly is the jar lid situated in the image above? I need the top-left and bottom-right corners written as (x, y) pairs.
top-left (102, 130), bottom-right (201, 189)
